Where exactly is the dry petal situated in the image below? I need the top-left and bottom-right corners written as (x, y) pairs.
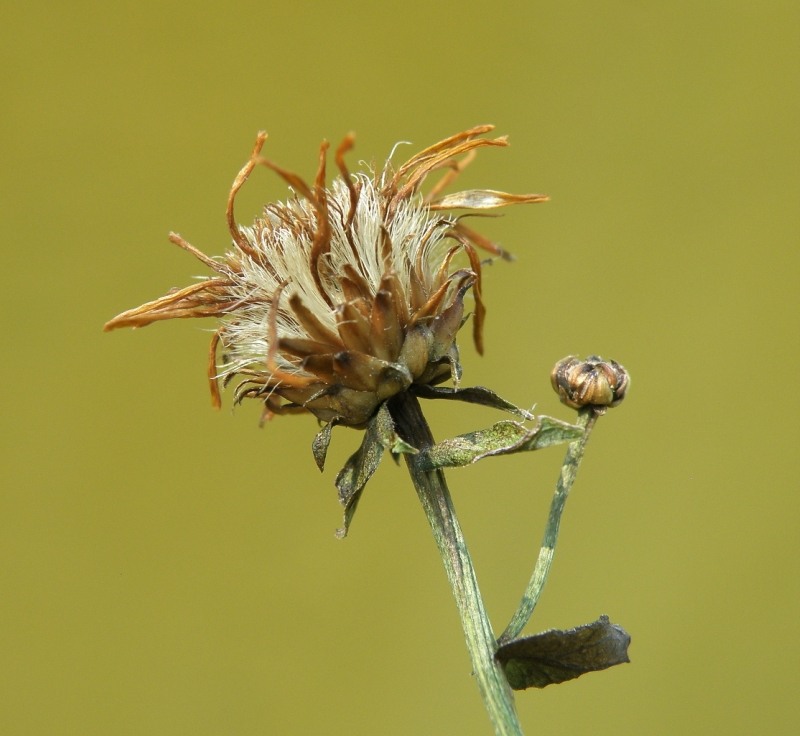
top-left (430, 189), bottom-right (549, 210)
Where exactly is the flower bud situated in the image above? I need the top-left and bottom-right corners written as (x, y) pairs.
top-left (550, 355), bottom-right (629, 411)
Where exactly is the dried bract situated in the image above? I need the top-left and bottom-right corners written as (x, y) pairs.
top-left (105, 126), bottom-right (547, 427)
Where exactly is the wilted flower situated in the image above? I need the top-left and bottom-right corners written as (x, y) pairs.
top-left (104, 127), bottom-right (634, 730)
top-left (105, 125), bottom-right (547, 427)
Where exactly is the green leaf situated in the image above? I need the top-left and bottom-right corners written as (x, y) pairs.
top-left (416, 416), bottom-right (583, 470)
top-left (496, 616), bottom-right (631, 690)
top-left (412, 384), bottom-right (534, 419)
top-left (532, 416), bottom-right (586, 448)
top-left (389, 435), bottom-right (418, 460)
top-left (334, 403), bottom-right (416, 538)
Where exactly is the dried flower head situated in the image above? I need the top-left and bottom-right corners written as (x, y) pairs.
top-left (105, 125), bottom-right (547, 427)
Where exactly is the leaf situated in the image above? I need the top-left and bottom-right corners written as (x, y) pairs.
top-left (389, 435), bottom-right (418, 460)
top-left (496, 616), bottom-right (631, 690)
top-left (412, 384), bottom-right (534, 419)
top-left (416, 416), bottom-right (583, 470)
top-left (334, 403), bottom-right (416, 538)
top-left (311, 421), bottom-right (335, 472)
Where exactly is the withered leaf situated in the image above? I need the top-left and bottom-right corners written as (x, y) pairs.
top-left (416, 416), bottom-right (583, 470)
top-left (412, 384), bottom-right (533, 419)
top-left (334, 403), bottom-right (416, 537)
top-left (496, 616), bottom-right (631, 690)
top-left (311, 421), bottom-right (335, 472)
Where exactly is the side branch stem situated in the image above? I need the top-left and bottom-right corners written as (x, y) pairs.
top-left (389, 392), bottom-right (523, 736)
top-left (498, 408), bottom-right (597, 646)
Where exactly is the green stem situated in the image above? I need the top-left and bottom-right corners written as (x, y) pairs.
top-left (498, 409), bottom-right (597, 646)
top-left (389, 392), bottom-right (523, 736)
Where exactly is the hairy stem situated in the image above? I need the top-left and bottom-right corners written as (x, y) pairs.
top-left (389, 391), bottom-right (523, 736)
top-left (498, 409), bottom-right (597, 646)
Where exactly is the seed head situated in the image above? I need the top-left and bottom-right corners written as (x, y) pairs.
top-left (105, 126), bottom-right (547, 427)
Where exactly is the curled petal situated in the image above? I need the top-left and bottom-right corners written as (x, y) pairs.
top-left (392, 125), bottom-right (496, 183)
top-left (450, 221), bottom-right (513, 260)
top-left (430, 189), bottom-right (550, 210)
top-left (391, 136), bottom-right (509, 209)
top-left (103, 279), bottom-right (234, 331)
top-left (208, 329), bottom-right (223, 409)
top-left (226, 131), bottom-right (268, 260)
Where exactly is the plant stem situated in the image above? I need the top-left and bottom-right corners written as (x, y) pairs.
top-left (389, 391), bottom-right (523, 736)
top-left (498, 409), bottom-right (597, 646)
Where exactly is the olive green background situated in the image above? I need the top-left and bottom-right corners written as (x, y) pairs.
top-left (2, 1), bottom-right (798, 734)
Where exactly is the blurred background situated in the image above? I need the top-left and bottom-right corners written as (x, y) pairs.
top-left (2, 1), bottom-right (798, 734)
